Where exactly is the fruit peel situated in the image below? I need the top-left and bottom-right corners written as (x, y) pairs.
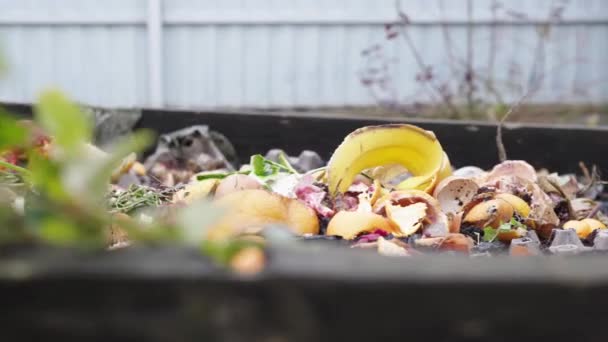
top-left (327, 124), bottom-right (447, 196)
top-left (207, 189), bottom-right (319, 240)
top-left (326, 210), bottom-right (396, 240)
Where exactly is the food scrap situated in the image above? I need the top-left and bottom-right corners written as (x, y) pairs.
top-left (2, 119), bottom-right (608, 276)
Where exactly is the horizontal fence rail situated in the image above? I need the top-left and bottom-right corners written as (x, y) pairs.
top-left (0, 0), bottom-right (606, 109)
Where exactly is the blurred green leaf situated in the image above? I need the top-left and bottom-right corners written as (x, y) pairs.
top-left (27, 153), bottom-right (67, 201)
top-left (38, 218), bottom-right (105, 248)
top-left (118, 220), bottom-right (179, 244)
top-left (0, 109), bottom-right (27, 149)
top-left (196, 170), bottom-right (249, 181)
top-left (196, 171), bottom-right (231, 181)
top-left (60, 130), bottom-right (153, 205)
top-left (201, 239), bottom-right (262, 266)
top-left (26, 195), bottom-right (107, 248)
top-left (89, 130), bottom-right (153, 193)
top-left (34, 90), bottom-right (92, 153)
top-left (38, 217), bottom-right (81, 245)
top-left (176, 199), bottom-right (224, 245)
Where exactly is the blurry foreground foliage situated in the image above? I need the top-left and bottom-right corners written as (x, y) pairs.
top-left (0, 89), bottom-right (232, 258)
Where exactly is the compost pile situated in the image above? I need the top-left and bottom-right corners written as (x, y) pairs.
top-left (158, 124), bottom-right (607, 259)
top-left (1, 100), bottom-right (607, 274)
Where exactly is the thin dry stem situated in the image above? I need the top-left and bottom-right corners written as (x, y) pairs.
top-left (579, 162), bottom-right (591, 183)
top-left (586, 203), bottom-right (602, 219)
top-left (466, 0), bottom-right (475, 114)
top-left (496, 92), bottom-right (530, 162)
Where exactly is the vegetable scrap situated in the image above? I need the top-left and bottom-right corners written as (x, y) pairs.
top-left (1, 99), bottom-right (608, 276)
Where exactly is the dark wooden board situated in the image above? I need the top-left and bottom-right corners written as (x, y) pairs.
top-left (133, 108), bottom-right (608, 176)
top-left (2, 245), bottom-right (608, 342)
top-left (4, 102), bottom-right (607, 175)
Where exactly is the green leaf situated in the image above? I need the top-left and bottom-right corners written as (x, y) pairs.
top-left (34, 89), bottom-right (92, 152)
top-left (201, 239), bottom-right (262, 265)
top-left (497, 221), bottom-right (512, 232)
top-left (250, 154), bottom-right (296, 179)
top-left (482, 226), bottom-right (497, 242)
top-left (495, 218), bottom-right (527, 234)
top-left (0, 109), bottom-right (27, 149)
top-left (251, 154), bottom-right (277, 177)
top-left (84, 130), bottom-right (154, 199)
top-left (35, 211), bottom-right (106, 248)
top-left (196, 170), bottom-right (251, 181)
top-left (277, 152), bottom-right (299, 174)
top-left (54, 130), bottom-right (152, 208)
top-left (196, 172), bottom-right (230, 181)
top-left (28, 153), bottom-right (68, 201)
top-left (38, 217), bottom-right (81, 245)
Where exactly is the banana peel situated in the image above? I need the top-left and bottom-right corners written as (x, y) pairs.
top-left (437, 152), bottom-right (453, 183)
top-left (327, 124), bottom-right (450, 196)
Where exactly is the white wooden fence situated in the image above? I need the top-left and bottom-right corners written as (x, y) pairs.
top-left (0, 0), bottom-right (606, 109)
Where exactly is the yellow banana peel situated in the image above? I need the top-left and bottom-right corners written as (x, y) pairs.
top-left (437, 152), bottom-right (453, 183)
top-left (327, 124), bottom-right (449, 196)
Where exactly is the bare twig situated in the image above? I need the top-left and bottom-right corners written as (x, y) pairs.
top-left (395, 0), bottom-right (460, 117)
top-left (495, 122), bottom-right (507, 163)
top-left (496, 92), bottom-right (530, 162)
top-left (579, 164), bottom-right (600, 196)
top-left (465, 0), bottom-right (475, 114)
top-left (586, 203), bottom-right (602, 219)
top-left (544, 176), bottom-right (576, 218)
top-left (579, 162), bottom-right (591, 183)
